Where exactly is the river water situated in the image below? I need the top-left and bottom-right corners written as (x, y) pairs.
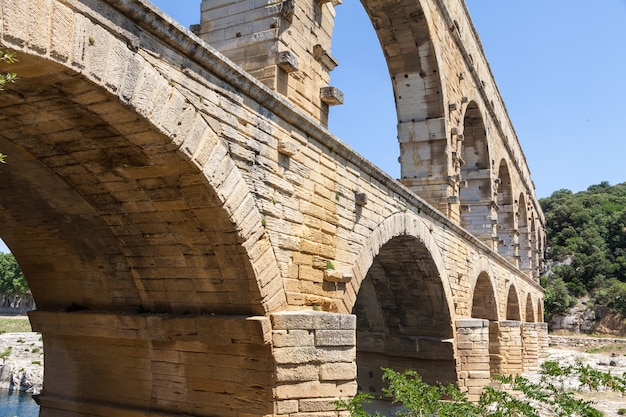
top-left (0, 389), bottom-right (39, 417)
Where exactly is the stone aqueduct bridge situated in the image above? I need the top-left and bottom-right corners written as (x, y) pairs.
top-left (0, 0), bottom-right (547, 416)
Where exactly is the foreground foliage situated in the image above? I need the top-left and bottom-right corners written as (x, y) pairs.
top-left (0, 49), bottom-right (16, 164)
top-left (336, 362), bottom-right (625, 417)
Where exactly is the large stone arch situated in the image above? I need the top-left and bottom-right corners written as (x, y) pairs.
top-left (361, 0), bottom-right (454, 212)
top-left (348, 212), bottom-right (456, 401)
top-left (0, 3), bottom-right (286, 415)
top-left (0, 36), bottom-right (285, 317)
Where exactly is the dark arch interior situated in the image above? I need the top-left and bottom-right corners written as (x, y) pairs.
top-left (471, 272), bottom-right (498, 321)
top-left (0, 54), bottom-right (264, 316)
top-left (506, 286), bottom-right (521, 321)
top-left (353, 235), bottom-right (454, 405)
top-left (525, 293), bottom-right (535, 322)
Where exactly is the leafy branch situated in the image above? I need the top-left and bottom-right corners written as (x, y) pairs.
top-left (0, 49), bottom-right (17, 164)
top-left (336, 362), bottom-right (623, 417)
top-left (0, 50), bottom-right (17, 90)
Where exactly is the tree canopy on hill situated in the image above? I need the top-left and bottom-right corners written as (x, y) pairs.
top-left (541, 181), bottom-right (626, 317)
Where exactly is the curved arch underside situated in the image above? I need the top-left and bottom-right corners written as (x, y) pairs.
top-left (471, 272), bottom-right (498, 322)
top-left (0, 55), bottom-right (265, 315)
top-left (353, 235), bottom-right (455, 394)
top-left (506, 286), bottom-right (521, 321)
top-left (361, 0), bottom-right (444, 123)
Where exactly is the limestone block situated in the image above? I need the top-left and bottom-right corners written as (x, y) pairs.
top-left (315, 330), bottom-right (355, 347)
top-left (298, 398), bottom-right (337, 412)
top-left (273, 329), bottom-right (315, 348)
top-left (276, 364), bottom-right (319, 382)
top-left (276, 399), bottom-right (299, 415)
top-left (319, 362), bottom-right (357, 381)
top-left (319, 86), bottom-right (343, 105)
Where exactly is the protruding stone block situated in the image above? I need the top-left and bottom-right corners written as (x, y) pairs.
top-left (355, 192), bottom-right (368, 206)
top-left (277, 51), bottom-right (299, 73)
top-left (323, 269), bottom-right (352, 283)
top-left (320, 86), bottom-right (344, 105)
top-left (313, 45), bottom-right (339, 71)
top-left (278, 140), bottom-right (298, 156)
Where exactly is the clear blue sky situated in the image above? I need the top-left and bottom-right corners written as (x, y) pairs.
top-left (2, 1), bottom-right (624, 253)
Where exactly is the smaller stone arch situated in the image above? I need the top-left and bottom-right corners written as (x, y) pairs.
top-left (471, 271), bottom-right (499, 321)
top-left (525, 293), bottom-right (535, 323)
top-left (505, 284), bottom-right (521, 321)
top-left (349, 212), bottom-right (457, 406)
top-left (459, 101), bottom-right (493, 245)
top-left (517, 193), bottom-right (531, 273)
top-left (470, 270), bottom-right (500, 376)
top-left (496, 160), bottom-right (515, 260)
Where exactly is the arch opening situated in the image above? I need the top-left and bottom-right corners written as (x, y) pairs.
top-left (496, 160), bottom-right (515, 261)
top-left (506, 286), bottom-right (521, 321)
top-left (459, 102), bottom-right (492, 243)
top-left (0, 54), bottom-right (267, 316)
top-left (525, 293), bottom-right (535, 323)
top-left (518, 193), bottom-right (531, 274)
top-left (353, 235), bottom-right (455, 412)
top-left (471, 272), bottom-right (498, 374)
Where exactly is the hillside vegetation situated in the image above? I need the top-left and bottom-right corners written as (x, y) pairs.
top-left (541, 181), bottom-right (626, 320)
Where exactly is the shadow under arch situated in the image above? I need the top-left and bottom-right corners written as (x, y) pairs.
top-left (505, 284), bottom-right (521, 321)
top-left (525, 292), bottom-right (535, 323)
top-left (348, 213), bottom-right (456, 407)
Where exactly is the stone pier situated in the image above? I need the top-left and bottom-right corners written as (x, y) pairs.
top-left (456, 319), bottom-right (491, 401)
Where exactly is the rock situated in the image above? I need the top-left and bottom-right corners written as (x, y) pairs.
top-left (0, 332), bottom-right (43, 394)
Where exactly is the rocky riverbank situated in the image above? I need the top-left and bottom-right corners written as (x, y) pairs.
top-left (532, 342), bottom-right (626, 417)
top-left (0, 332), bottom-right (43, 394)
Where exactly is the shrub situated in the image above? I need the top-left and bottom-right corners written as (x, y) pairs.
top-left (335, 362), bottom-right (623, 417)
top-left (544, 277), bottom-right (577, 319)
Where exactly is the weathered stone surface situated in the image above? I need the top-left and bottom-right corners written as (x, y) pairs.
top-left (0, 0), bottom-right (547, 416)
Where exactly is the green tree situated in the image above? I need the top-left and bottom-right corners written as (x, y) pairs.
top-left (541, 182), bottom-right (626, 310)
top-left (0, 253), bottom-right (28, 297)
top-left (544, 277), bottom-right (576, 319)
